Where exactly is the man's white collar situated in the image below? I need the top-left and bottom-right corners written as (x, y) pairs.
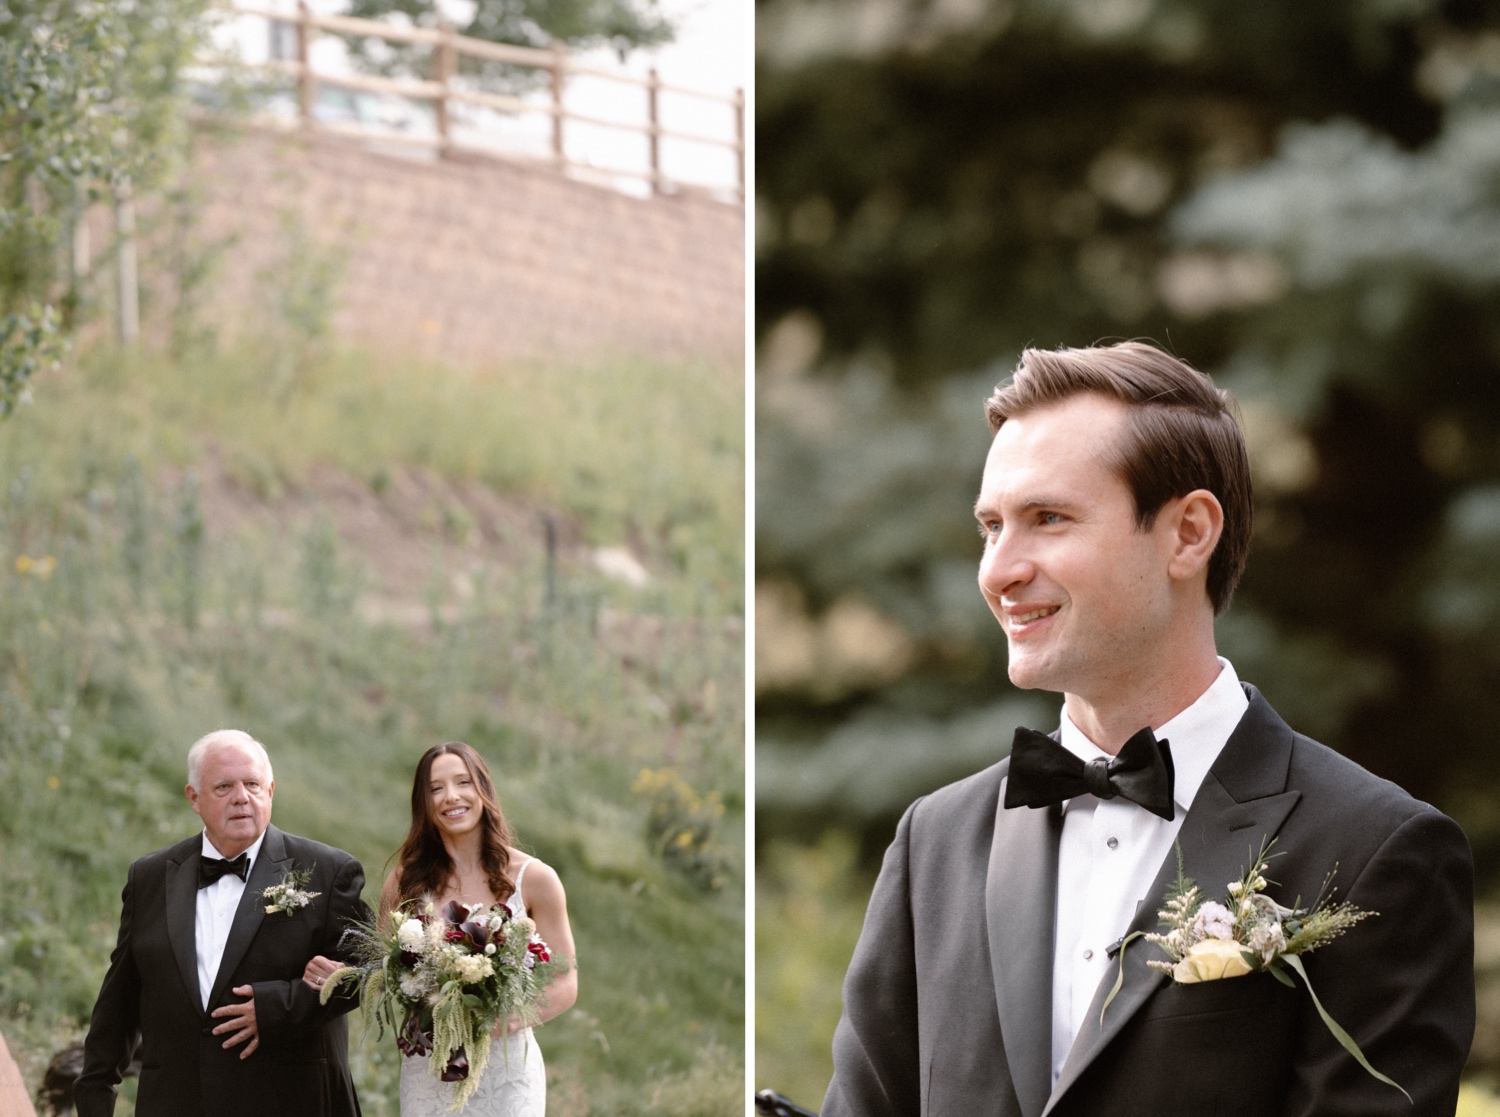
top-left (1058, 657), bottom-right (1249, 814)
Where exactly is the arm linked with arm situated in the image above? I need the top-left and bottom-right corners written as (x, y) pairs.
top-left (253, 855), bottom-right (371, 1037)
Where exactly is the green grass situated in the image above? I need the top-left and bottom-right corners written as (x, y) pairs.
top-left (0, 339), bottom-right (744, 1116)
top-left (754, 834), bottom-right (870, 1113)
top-left (1, 340), bottom-right (743, 608)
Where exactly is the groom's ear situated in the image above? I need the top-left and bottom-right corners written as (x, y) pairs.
top-left (186, 783), bottom-right (204, 818)
top-left (1164, 489), bottom-right (1223, 585)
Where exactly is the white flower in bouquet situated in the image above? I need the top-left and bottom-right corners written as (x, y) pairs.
top-left (398, 919), bottom-right (427, 954)
top-left (455, 954), bottom-right (494, 983)
top-left (513, 917), bottom-right (536, 939)
top-left (1190, 901), bottom-right (1236, 941)
top-left (399, 971), bottom-right (432, 1000)
top-left (1249, 919), bottom-right (1287, 963)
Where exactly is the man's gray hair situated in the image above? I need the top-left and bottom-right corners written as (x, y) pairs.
top-left (187, 729), bottom-right (274, 791)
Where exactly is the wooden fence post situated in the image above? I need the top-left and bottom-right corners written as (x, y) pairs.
top-left (114, 178), bottom-right (139, 346)
top-left (435, 19), bottom-right (456, 155)
top-left (550, 43), bottom-right (567, 169)
top-left (734, 86), bottom-right (745, 201)
top-left (647, 67), bottom-right (661, 194)
top-left (296, 0), bottom-right (315, 126)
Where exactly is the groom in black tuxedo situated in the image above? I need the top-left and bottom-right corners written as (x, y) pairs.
top-left (77, 729), bottom-right (368, 1117)
top-left (824, 343), bottom-right (1475, 1117)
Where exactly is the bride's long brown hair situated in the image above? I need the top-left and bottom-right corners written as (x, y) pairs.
top-left (395, 742), bottom-right (515, 906)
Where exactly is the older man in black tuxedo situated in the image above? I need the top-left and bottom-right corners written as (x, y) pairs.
top-left (824, 343), bottom-right (1474, 1117)
top-left (77, 729), bottom-right (368, 1117)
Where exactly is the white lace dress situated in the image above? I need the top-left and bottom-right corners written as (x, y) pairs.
top-left (400, 859), bottom-right (547, 1117)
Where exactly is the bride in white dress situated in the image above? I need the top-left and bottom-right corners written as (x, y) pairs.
top-left (304, 742), bottom-right (578, 1117)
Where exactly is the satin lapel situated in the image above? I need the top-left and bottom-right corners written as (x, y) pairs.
top-left (1042, 689), bottom-right (1303, 1116)
top-left (165, 847), bottom-right (204, 1017)
top-left (987, 764), bottom-right (1063, 1117)
top-left (210, 826), bottom-right (290, 1008)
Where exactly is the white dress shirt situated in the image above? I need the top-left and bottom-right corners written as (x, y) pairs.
top-left (196, 831), bottom-right (266, 1010)
top-left (1048, 658), bottom-right (1249, 1083)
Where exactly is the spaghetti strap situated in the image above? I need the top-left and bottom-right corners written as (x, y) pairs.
top-left (512, 858), bottom-right (532, 911)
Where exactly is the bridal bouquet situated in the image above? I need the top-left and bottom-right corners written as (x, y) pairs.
top-left (1104, 840), bottom-right (1406, 1099)
top-left (322, 898), bottom-right (568, 1110)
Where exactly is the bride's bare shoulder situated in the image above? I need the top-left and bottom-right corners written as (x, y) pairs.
top-left (378, 869), bottom-right (403, 920)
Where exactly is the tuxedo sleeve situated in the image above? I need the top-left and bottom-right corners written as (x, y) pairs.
top-left (75, 863), bottom-right (143, 1117)
top-left (252, 854), bottom-right (369, 1036)
top-left (1284, 808), bottom-right (1474, 1117)
top-left (823, 799), bottom-right (923, 1117)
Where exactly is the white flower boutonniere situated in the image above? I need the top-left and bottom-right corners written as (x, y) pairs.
top-left (1103, 839), bottom-right (1408, 1101)
top-left (262, 865), bottom-right (320, 915)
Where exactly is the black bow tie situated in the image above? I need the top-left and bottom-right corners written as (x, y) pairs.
top-left (1003, 725), bottom-right (1176, 821)
top-left (198, 852), bottom-right (250, 888)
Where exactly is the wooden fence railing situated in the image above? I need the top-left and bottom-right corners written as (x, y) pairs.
top-left (214, 2), bottom-right (745, 200)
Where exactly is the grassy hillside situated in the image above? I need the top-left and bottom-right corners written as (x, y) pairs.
top-left (0, 341), bottom-right (744, 1115)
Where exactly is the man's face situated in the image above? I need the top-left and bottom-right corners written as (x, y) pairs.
top-left (975, 393), bottom-right (1181, 707)
top-left (186, 743), bottom-right (274, 858)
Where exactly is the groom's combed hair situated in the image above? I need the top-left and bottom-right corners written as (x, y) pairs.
top-left (396, 742), bottom-right (516, 907)
top-left (984, 341), bottom-right (1253, 614)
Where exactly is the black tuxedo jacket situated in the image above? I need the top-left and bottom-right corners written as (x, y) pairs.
top-left (824, 687), bottom-right (1475, 1117)
top-left (77, 825), bottom-right (369, 1117)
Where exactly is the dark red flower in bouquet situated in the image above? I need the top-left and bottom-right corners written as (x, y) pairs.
top-left (396, 1009), bottom-right (433, 1058)
top-left (445, 929), bottom-right (466, 943)
top-left (442, 900), bottom-right (469, 925)
top-left (459, 920), bottom-right (491, 948)
top-left (440, 1047), bottom-right (470, 1082)
top-left (398, 950), bottom-right (420, 967)
top-left (528, 941), bottom-right (551, 963)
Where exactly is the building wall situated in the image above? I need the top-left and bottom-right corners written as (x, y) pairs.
top-left (168, 125), bottom-right (744, 367)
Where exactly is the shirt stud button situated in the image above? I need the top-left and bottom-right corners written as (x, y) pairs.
top-left (1083, 949), bottom-right (1094, 961)
top-left (1106, 836), bottom-right (1119, 849)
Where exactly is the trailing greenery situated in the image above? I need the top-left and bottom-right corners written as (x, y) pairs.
top-left (0, 340), bottom-right (743, 1117)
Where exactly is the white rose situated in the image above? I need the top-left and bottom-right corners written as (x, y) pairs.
top-left (1174, 938), bottom-right (1255, 984)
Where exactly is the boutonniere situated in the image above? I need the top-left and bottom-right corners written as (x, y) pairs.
top-left (1103, 840), bottom-right (1407, 1100)
top-left (261, 865), bottom-right (320, 916)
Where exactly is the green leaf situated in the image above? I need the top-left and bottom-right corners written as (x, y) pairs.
top-left (1282, 954), bottom-right (1411, 1103)
top-left (1099, 930), bottom-right (1146, 1025)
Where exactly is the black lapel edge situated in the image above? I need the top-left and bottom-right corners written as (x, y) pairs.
top-left (988, 758), bottom-right (1064, 1117)
top-left (208, 825), bottom-right (290, 1009)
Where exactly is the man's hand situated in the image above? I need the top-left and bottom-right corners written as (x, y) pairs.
top-left (211, 985), bottom-right (260, 1058)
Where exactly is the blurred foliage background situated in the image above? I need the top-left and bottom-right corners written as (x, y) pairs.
top-left (754, 0), bottom-right (1500, 1105)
